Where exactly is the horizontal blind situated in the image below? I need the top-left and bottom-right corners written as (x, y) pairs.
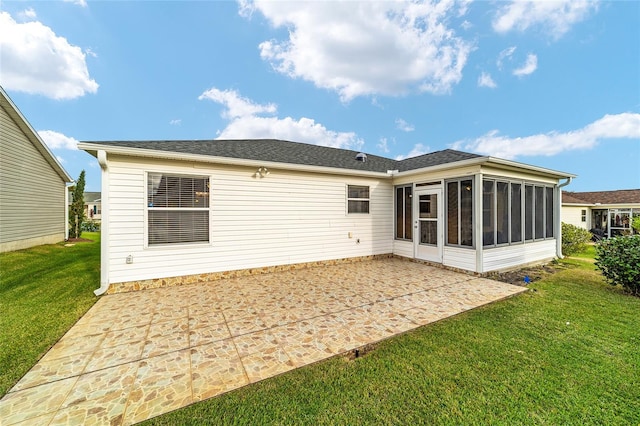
top-left (147, 173), bottom-right (210, 245)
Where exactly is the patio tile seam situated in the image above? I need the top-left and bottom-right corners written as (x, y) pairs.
top-left (227, 330), bottom-right (252, 386)
top-left (119, 357), bottom-right (148, 426)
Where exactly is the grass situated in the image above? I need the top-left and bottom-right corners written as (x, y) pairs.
top-left (0, 233), bottom-right (100, 396)
top-left (142, 252), bottom-right (639, 425)
top-left (1, 240), bottom-right (638, 424)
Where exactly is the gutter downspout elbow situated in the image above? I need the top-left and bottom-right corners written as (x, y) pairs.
top-left (556, 177), bottom-right (573, 259)
top-left (94, 150), bottom-right (110, 296)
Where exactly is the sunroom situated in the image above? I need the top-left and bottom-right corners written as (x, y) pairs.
top-left (391, 158), bottom-right (573, 274)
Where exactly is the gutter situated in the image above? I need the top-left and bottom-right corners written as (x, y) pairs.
top-left (94, 150), bottom-right (110, 296)
top-left (556, 177), bottom-right (574, 259)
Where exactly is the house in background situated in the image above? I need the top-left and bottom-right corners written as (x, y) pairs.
top-left (79, 139), bottom-right (574, 296)
top-left (0, 86), bottom-right (73, 253)
top-left (562, 189), bottom-right (640, 238)
top-left (84, 192), bottom-right (102, 223)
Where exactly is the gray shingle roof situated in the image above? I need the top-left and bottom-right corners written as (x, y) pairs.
top-left (80, 139), bottom-right (482, 173)
top-left (563, 189), bottom-right (640, 205)
top-left (84, 192), bottom-right (101, 203)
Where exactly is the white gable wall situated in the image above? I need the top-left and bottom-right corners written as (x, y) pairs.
top-left (561, 205), bottom-right (589, 229)
top-left (105, 155), bottom-right (393, 285)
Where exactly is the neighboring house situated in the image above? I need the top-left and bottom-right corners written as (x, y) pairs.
top-left (78, 139), bottom-right (574, 295)
top-left (84, 192), bottom-right (102, 223)
top-left (562, 189), bottom-right (640, 238)
top-left (0, 86), bottom-right (73, 253)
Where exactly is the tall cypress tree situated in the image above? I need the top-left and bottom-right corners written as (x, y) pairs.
top-left (69, 170), bottom-right (86, 239)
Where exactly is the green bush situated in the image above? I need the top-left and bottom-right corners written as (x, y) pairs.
top-left (561, 222), bottom-right (592, 256)
top-left (595, 235), bottom-right (640, 296)
top-left (81, 220), bottom-right (100, 232)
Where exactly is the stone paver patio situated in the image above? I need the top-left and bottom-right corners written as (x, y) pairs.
top-left (1, 258), bottom-right (527, 425)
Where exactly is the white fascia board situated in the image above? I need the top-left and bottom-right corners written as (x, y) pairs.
top-left (78, 143), bottom-right (392, 179)
top-left (395, 156), bottom-right (575, 181)
top-left (484, 157), bottom-right (576, 180)
top-left (394, 157), bottom-right (487, 178)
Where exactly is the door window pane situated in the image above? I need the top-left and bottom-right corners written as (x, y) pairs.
top-left (420, 221), bottom-right (438, 245)
top-left (419, 194), bottom-right (437, 218)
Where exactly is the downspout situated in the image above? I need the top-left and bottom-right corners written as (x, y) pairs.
top-left (556, 177), bottom-right (573, 259)
top-left (65, 181), bottom-right (75, 240)
top-left (94, 150), bottom-right (110, 296)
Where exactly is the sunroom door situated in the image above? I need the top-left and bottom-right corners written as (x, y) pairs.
top-left (414, 188), bottom-right (443, 263)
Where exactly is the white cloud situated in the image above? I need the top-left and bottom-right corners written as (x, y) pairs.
top-left (169, 119), bottom-right (182, 126)
top-left (200, 87), bottom-right (363, 150)
top-left (395, 118), bottom-right (415, 132)
top-left (496, 46), bottom-right (516, 70)
top-left (377, 137), bottom-right (390, 154)
top-left (513, 53), bottom-right (538, 77)
top-left (451, 113), bottom-right (640, 159)
top-left (242, 1), bottom-right (473, 101)
top-left (396, 143), bottom-right (430, 160)
top-left (56, 155), bottom-right (65, 164)
top-left (0, 12), bottom-right (98, 100)
top-left (478, 72), bottom-right (497, 88)
top-left (199, 88), bottom-right (276, 119)
top-left (64, 0), bottom-right (87, 7)
top-left (460, 20), bottom-right (472, 30)
top-left (493, 0), bottom-right (598, 39)
top-left (18, 8), bottom-right (37, 20)
top-left (218, 116), bottom-right (363, 149)
top-left (38, 130), bottom-right (79, 150)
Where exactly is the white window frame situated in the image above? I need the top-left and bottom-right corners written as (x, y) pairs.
top-left (346, 184), bottom-right (370, 214)
top-left (145, 172), bottom-right (212, 248)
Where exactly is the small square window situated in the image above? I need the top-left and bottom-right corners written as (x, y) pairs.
top-left (581, 209), bottom-right (587, 222)
top-left (347, 185), bottom-right (370, 214)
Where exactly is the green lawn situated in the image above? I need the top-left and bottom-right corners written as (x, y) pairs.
top-left (1, 240), bottom-right (638, 424)
top-left (0, 233), bottom-right (100, 396)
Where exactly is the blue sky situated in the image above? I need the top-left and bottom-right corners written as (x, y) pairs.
top-left (1, 0), bottom-right (638, 193)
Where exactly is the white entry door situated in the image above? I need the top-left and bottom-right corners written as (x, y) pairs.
top-left (414, 187), bottom-right (443, 263)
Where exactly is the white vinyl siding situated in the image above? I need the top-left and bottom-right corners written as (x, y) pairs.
top-left (482, 240), bottom-right (557, 272)
top-left (104, 156), bottom-right (392, 284)
top-left (443, 246), bottom-right (476, 271)
top-left (561, 206), bottom-right (589, 229)
top-left (0, 103), bottom-right (66, 251)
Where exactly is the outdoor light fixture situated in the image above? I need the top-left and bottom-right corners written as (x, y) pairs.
top-left (255, 167), bottom-right (270, 178)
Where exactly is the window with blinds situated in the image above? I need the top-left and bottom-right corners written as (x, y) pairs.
top-left (147, 173), bottom-right (210, 245)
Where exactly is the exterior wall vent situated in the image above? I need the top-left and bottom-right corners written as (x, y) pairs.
top-left (355, 152), bottom-right (367, 162)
